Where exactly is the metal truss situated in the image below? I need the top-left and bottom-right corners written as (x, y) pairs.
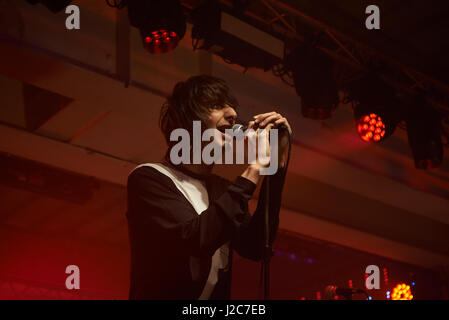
top-left (259, 0), bottom-right (449, 113)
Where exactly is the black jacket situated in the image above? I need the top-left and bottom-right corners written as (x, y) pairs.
top-left (126, 165), bottom-right (285, 299)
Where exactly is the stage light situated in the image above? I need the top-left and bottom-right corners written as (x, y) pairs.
top-left (25, 0), bottom-right (72, 13)
top-left (127, 0), bottom-right (186, 54)
top-left (391, 283), bottom-right (413, 300)
top-left (350, 75), bottom-right (403, 143)
top-left (286, 44), bottom-right (339, 120)
top-left (356, 113), bottom-right (386, 143)
top-left (405, 96), bottom-right (443, 169)
top-left (191, 0), bottom-right (283, 70)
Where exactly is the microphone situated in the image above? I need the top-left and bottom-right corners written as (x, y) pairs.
top-left (232, 124), bottom-right (247, 132)
top-left (324, 285), bottom-right (366, 300)
top-left (232, 123), bottom-right (288, 133)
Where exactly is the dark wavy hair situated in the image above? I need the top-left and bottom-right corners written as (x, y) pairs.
top-left (159, 75), bottom-right (239, 148)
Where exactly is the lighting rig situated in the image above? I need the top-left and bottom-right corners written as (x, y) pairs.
top-left (100, 0), bottom-right (448, 169)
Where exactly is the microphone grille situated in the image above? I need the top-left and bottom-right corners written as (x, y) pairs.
top-left (232, 124), bottom-right (245, 132)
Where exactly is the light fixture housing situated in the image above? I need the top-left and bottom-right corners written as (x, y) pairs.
top-left (191, 1), bottom-right (283, 70)
top-left (286, 44), bottom-right (339, 120)
top-left (351, 75), bottom-right (403, 143)
top-left (406, 95), bottom-right (443, 169)
top-left (127, 0), bottom-right (186, 54)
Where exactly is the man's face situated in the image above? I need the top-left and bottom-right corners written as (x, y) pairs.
top-left (205, 105), bottom-right (237, 147)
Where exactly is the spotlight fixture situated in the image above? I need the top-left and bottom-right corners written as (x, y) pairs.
top-left (127, 0), bottom-right (186, 54)
top-left (191, 0), bottom-right (284, 70)
top-left (406, 95), bottom-right (443, 169)
top-left (25, 0), bottom-right (72, 13)
top-left (286, 44), bottom-right (339, 120)
top-left (350, 75), bottom-right (403, 143)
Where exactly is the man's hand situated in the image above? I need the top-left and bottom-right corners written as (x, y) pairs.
top-left (251, 111), bottom-right (292, 168)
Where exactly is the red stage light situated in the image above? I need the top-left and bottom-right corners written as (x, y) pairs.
top-left (357, 113), bottom-right (386, 143)
top-left (127, 0), bottom-right (186, 54)
top-left (391, 283), bottom-right (413, 300)
top-left (142, 29), bottom-right (180, 54)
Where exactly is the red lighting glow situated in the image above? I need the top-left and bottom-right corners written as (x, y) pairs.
top-left (143, 29), bottom-right (179, 54)
top-left (391, 283), bottom-right (413, 300)
top-left (383, 268), bottom-right (389, 285)
top-left (357, 113), bottom-right (386, 143)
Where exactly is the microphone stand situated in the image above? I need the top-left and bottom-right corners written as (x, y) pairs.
top-left (260, 131), bottom-right (292, 300)
top-left (263, 175), bottom-right (271, 300)
top-left (259, 126), bottom-right (292, 300)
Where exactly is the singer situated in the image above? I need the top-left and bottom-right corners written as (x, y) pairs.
top-left (126, 75), bottom-right (291, 299)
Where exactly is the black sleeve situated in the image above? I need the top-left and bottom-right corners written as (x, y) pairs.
top-left (126, 166), bottom-right (257, 258)
top-left (232, 168), bottom-right (286, 261)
